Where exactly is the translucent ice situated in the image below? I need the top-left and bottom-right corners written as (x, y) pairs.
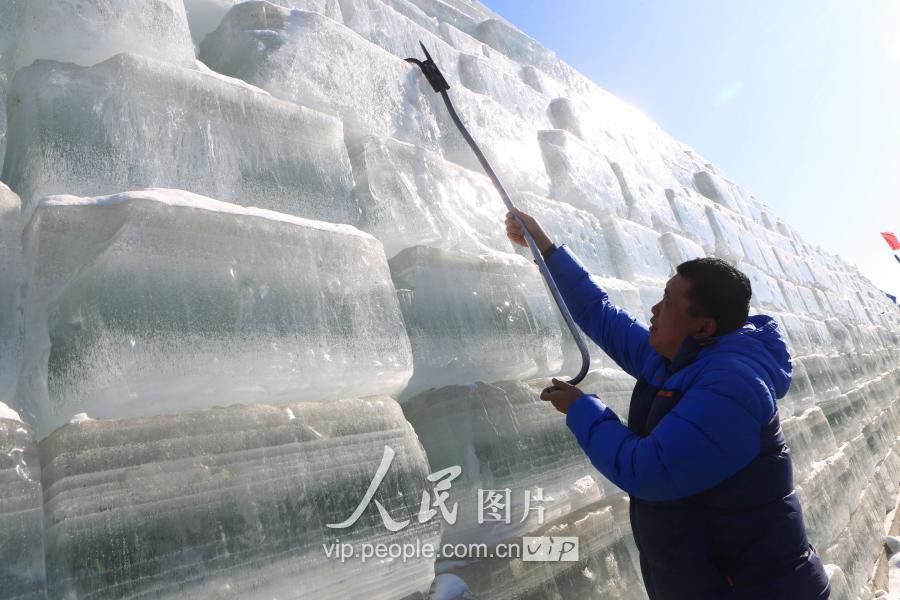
top-left (546, 94), bottom-right (689, 220)
top-left (389, 246), bottom-right (563, 398)
top-left (538, 129), bottom-right (629, 222)
top-left (659, 231), bottom-right (706, 269)
top-left (457, 52), bottom-right (551, 125)
top-left (0, 70), bottom-right (6, 168)
top-left (797, 285), bottom-right (827, 318)
top-left (184, 0), bottom-right (344, 47)
top-left (199, 4), bottom-right (430, 146)
top-left (376, 0), bottom-right (443, 38)
top-left (0, 183), bottom-right (23, 403)
top-left (740, 262), bottom-right (788, 311)
top-left (515, 192), bottom-right (619, 276)
top-left (19, 190), bottom-right (412, 435)
top-left (3, 53), bottom-right (358, 225)
top-left (823, 472), bottom-right (889, 594)
top-left (798, 447), bottom-right (857, 551)
top-left (38, 397), bottom-right (439, 599)
top-left (775, 249), bottom-right (817, 288)
top-left (474, 19), bottom-right (566, 81)
top-left (0, 415), bottom-right (45, 599)
top-left (339, 0), bottom-right (462, 65)
top-left (0, 0), bottom-right (897, 593)
top-left (781, 407), bottom-right (838, 480)
top-left (405, 0), bottom-right (498, 35)
top-left (201, 2), bottom-right (550, 194)
top-left (0, 401), bottom-right (21, 423)
top-left (603, 218), bottom-right (673, 284)
top-left (1, 0), bottom-right (195, 75)
top-left (692, 170), bottom-right (744, 213)
top-left (824, 565), bottom-right (851, 599)
top-left (610, 161), bottom-right (681, 232)
top-left (351, 136), bottom-right (512, 257)
top-left (737, 227), bottom-right (770, 270)
top-left (349, 135), bottom-right (618, 272)
top-left (418, 78), bottom-right (553, 196)
top-left (0, 0), bottom-right (18, 162)
top-left (665, 187), bottom-right (718, 252)
top-left (441, 496), bottom-right (646, 599)
top-left (403, 378), bottom-right (602, 545)
top-left (705, 204), bottom-right (748, 263)
top-left (747, 234), bottom-right (786, 277)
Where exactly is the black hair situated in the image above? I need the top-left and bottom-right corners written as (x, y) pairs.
top-left (676, 257), bottom-right (752, 336)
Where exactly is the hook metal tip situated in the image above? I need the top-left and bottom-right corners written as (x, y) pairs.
top-left (419, 41), bottom-right (433, 61)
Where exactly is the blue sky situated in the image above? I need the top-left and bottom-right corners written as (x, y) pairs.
top-left (482, 0), bottom-right (900, 298)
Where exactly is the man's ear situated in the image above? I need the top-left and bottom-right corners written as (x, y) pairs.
top-left (696, 317), bottom-right (717, 338)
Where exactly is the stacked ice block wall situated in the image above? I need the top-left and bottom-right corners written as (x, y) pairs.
top-left (0, 0), bottom-right (897, 598)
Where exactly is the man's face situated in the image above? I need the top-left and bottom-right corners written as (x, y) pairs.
top-left (649, 274), bottom-right (713, 360)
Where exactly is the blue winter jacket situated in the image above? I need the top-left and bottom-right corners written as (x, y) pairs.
top-left (546, 245), bottom-right (830, 599)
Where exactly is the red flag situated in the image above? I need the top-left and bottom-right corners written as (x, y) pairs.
top-left (882, 231), bottom-right (900, 251)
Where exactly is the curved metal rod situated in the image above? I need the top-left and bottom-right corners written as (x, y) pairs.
top-left (405, 43), bottom-right (591, 389)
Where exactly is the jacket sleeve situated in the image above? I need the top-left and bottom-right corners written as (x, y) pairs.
top-left (545, 245), bottom-right (655, 380)
top-left (565, 371), bottom-right (763, 501)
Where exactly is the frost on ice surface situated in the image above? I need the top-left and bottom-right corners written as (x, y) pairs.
top-left (665, 187), bottom-right (718, 252)
top-left (0, 402), bottom-right (21, 423)
top-left (349, 134), bottom-right (620, 271)
top-left (601, 218), bottom-right (673, 284)
top-left (0, 70), bottom-right (6, 169)
top-left (18, 190), bottom-right (412, 435)
top-left (883, 536), bottom-right (900, 599)
top-left (403, 379), bottom-right (602, 545)
top-left (37, 397), bottom-right (438, 599)
top-left (0, 0), bottom-right (898, 596)
top-left (0, 183), bottom-right (22, 404)
top-left (692, 169), bottom-right (744, 213)
top-left (458, 52), bottom-right (553, 125)
top-left (1, 0), bottom-right (196, 75)
top-left (38, 188), bottom-right (370, 238)
top-left (66, 413), bottom-right (93, 425)
top-left (538, 128), bottom-right (628, 221)
top-left (351, 136), bottom-right (506, 257)
top-left (474, 18), bottom-right (565, 80)
top-left (659, 230), bottom-right (707, 269)
top-left (439, 495), bottom-right (646, 599)
top-left (0, 416), bottom-right (45, 598)
top-left (3, 53), bottom-right (358, 225)
top-left (200, 4), bottom-right (430, 147)
top-left (203, 1), bottom-right (551, 195)
top-left (339, 0), bottom-right (462, 66)
top-left (184, 0), bottom-right (344, 48)
top-left (193, 59), bottom-right (273, 96)
top-left (390, 246), bottom-right (563, 398)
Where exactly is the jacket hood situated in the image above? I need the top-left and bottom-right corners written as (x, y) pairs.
top-left (713, 314), bottom-right (793, 399)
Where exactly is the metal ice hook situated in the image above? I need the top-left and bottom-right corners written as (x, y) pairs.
top-left (404, 42), bottom-right (450, 93)
top-left (405, 42), bottom-right (591, 392)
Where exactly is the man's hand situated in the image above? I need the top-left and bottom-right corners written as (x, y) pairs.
top-left (540, 378), bottom-right (585, 414)
top-left (505, 209), bottom-right (554, 255)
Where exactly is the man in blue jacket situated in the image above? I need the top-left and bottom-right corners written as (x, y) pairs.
top-left (506, 209), bottom-right (830, 599)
